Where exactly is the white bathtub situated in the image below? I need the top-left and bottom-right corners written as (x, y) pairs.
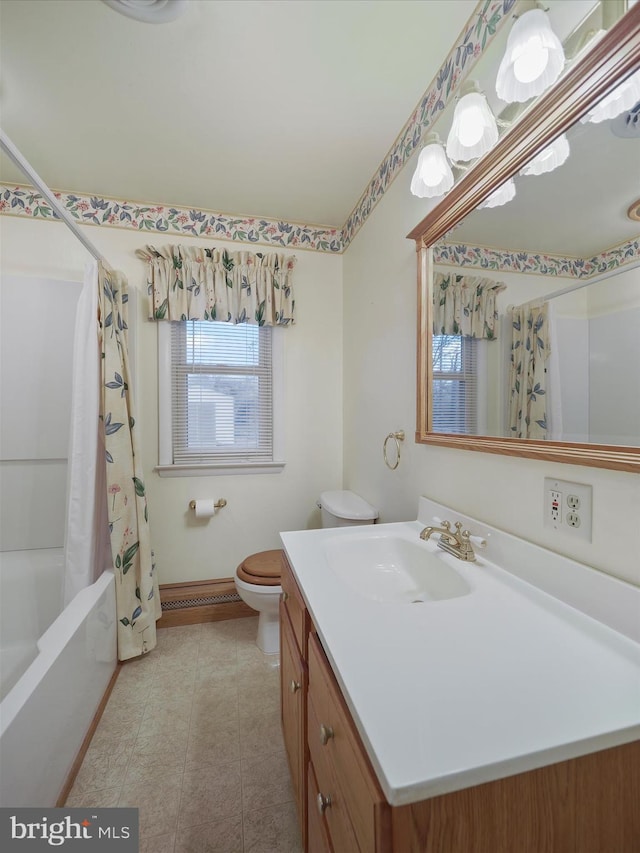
top-left (0, 549), bottom-right (117, 807)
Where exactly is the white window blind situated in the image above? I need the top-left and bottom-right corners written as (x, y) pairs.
top-left (171, 321), bottom-right (273, 464)
top-left (432, 334), bottom-right (479, 434)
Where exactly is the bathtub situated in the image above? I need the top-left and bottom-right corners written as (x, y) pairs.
top-left (0, 548), bottom-right (117, 807)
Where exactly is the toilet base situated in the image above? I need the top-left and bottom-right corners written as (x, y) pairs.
top-left (256, 610), bottom-right (280, 655)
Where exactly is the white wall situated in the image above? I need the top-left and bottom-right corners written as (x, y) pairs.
top-left (0, 274), bottom-right (82, 550)
top-left (342, 157), bottom-right (640, 587)
top-left (1, 216), bottom-right (343, 583)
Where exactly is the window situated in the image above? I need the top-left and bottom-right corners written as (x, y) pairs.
top-left (432, 335), bottom-right (481, 434)
top-left (157, 321), bottom-right (284, 475)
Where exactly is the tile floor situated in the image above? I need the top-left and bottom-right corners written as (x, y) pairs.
top-left (65, 617), bottom-right (303, 853)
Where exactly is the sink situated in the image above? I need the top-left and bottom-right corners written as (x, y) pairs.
top-left (323, 533), bottom-right (471, 604)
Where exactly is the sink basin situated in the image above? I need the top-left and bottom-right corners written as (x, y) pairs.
top-left (323, 534), bottom-right (471, 604)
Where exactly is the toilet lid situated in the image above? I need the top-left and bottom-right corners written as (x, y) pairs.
top-left (236, 549), bottom-right (282, 586)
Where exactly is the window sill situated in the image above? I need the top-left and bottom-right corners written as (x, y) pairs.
top-left (155, 462), bottom-right (286, 478)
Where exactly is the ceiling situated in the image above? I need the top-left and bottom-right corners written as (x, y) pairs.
top-left (0, 0), bottom-right (478, 227)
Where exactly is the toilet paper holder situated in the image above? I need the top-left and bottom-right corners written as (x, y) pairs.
top-left (189, 498), bottom-right (227, 510)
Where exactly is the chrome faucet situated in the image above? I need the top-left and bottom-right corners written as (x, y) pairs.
top-left (420, 520), bottom-right (476, 562)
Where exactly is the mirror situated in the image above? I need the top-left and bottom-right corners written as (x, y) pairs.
top-left (409, 5), bottom-right (640, 472)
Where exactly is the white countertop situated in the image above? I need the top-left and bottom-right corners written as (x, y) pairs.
top-left (280, 497), bottom-right (640, 806)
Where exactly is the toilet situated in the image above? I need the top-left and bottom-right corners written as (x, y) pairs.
top-left (234, 490), bottom-right (378, 654)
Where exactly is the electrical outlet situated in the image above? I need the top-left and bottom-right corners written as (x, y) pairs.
top-left (544, 478), bottom-right (592, 542)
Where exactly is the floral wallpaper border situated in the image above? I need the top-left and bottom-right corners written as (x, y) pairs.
top-left (340, 0), bottom-right (517, 249)
top-left (0, 185), bottom-right (342, 254)
top-left (434, 238), bottom-right (640, 280)
top-left (3, 182), bottom-right (637, 278)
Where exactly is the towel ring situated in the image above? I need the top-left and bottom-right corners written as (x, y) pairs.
top-left (383, 431), bottom-right (405, 470)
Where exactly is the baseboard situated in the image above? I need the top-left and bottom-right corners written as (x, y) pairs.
top-left (56, 664), bottom-right (120, 807)
top-left (157, 577), bottom-right (254, 628)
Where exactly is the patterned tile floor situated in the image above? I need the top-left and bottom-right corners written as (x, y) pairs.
top-left (65, 617), bottom-right (303, 853)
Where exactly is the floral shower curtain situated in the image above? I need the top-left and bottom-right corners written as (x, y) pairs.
top-left (98, 262), bottom-right (160, 660)
top-left (433, 272), bottom-right (506, 339)
top-left (508, 301), bottom-right (550, 440)
top-left (136, 244), bottom-right (296, 326)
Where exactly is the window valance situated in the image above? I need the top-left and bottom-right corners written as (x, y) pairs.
top-left (433, 272), bottom-right (506, 340)
top-left (137, 244), bottom-right (296, 327)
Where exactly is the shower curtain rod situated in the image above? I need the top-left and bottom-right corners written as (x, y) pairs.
top-left (0, 128), bottom-right (112, 270)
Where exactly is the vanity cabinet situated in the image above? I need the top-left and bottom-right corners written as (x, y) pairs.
top-left (280, 552), bottom-right (640, 853)
top-left (280, 554), bottom-right (308, 843)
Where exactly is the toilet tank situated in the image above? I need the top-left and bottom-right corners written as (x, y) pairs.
top-left (319, 490), bottom-right (378, 528)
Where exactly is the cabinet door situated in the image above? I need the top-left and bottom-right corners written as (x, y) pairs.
top-left (281, 552), bottom-right (308, 657)
top-left (308, 633), bottom-right (390, 852)
top-left (280, 603), bottom-right (307, 835)
top-left (307, 762), bottom-right (332, 853)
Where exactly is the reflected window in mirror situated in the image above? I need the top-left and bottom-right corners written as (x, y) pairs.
top-left (432, 335), bottom-right (484, 435)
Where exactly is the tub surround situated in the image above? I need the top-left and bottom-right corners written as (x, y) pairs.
top-left (0, 570), bottom-right (116, 807)
top-left (280, 496), bottom-right (640, 808)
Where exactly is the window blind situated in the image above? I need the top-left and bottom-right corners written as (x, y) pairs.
top-left (171, 321), bottom-right (273, 464)
top-left (432, 335), bottom-right (479, 434)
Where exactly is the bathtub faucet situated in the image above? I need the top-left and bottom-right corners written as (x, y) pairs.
top-left (419, 520), bottom-right (476, 562)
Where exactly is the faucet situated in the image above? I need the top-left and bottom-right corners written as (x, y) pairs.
top-left (420, 520), bottom-right (476, 562)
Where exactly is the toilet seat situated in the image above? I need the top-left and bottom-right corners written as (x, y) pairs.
top-left (236, 549), bottom-right (283, 586)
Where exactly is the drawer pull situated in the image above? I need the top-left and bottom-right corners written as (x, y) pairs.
top-left (290, 679), bottom-right (301, 694)
top-left (281, 591), bottom-right (289, 602)
top-left (317, 792), bottom-right (332, 815)
top-left (319, 724), bottom-right (334, 745)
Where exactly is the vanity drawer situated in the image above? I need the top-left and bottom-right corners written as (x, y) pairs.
top-left (281, 552), bottom-right (308, 657)
top-left (308, 633), bottom-right (388, 853)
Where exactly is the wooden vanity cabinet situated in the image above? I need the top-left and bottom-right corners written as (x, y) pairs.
top-left (280, 554), bottom-right (309, 844)
top-left (280, 553), bottom-right (640, 853)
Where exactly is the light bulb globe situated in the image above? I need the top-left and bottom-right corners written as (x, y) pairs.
top-left (410, 139), bottom-right (454, 199)
top-left (446, 90), bottom-right (498, 162)
top-left (478, 178), bottom-right (516, 210)
top-left (496, 9), bottom-right (564, 103)
top-left (520, 133), bottom-right (570, 177)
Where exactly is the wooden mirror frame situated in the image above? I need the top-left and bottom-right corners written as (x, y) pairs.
top-left (408, 4), bottom-right (640, 474)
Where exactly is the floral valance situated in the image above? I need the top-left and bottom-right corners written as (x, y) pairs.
top-left (137, 244), bottom-right (296, 326)
top-left (433, 272), bottom-right (506, 340)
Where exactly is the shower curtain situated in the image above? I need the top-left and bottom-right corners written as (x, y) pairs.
top-left (63, 261), bottom-right (109, 606)
top-left (64, 260), bottom-right (160, 658)
top-left (99, 262), bottom-right (160, 659)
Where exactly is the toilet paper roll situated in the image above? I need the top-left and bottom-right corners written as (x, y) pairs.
top-left (193, 499), bottom-right (217, 519)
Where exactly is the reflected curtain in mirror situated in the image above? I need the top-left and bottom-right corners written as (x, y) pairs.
top-left (508, 301), bottom-right (550, 440)
top-left (433, 272), bottom-right (505, 339)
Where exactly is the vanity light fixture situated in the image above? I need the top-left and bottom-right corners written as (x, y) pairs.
top-left (100, 0), bottom-right (189, 23)
top-left (478, 177), bottom-right (516, 209)
top-left (581, 69), bottom-right (640, 124)
top-left (519, 133), bottom-right (570, 176)
top-left (410, 133), bottom-right (454, 198)
top-left (496, 8), bottom-right (565, 103)
top-left (446, 81), bottom-right (499, 162)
